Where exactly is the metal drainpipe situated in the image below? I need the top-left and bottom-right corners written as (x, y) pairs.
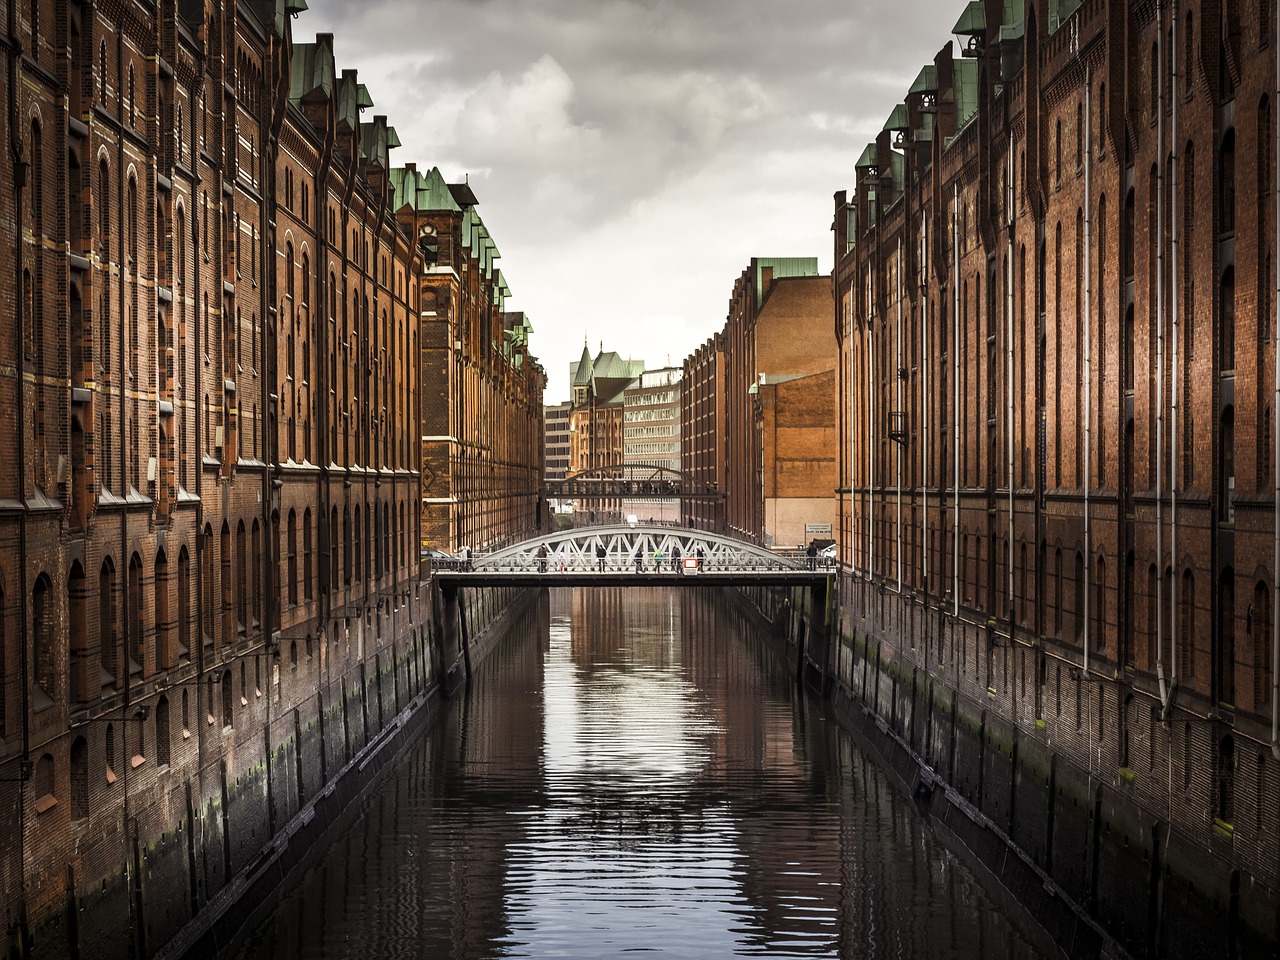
top-left (896, 238), bottom-right (903, 593)
top-left (1007, 138), bottom-right (1015, 631)
top-left (1272, 0), bottom-right (1280, 760)
top-left (922, 213), bottom-right (930, 601)
top-left (1171, 0), bottom-right (1181, 709)
top-left (1155, 0), bottom-right (1172, 711)
top-left (1084, 67), bottom-right (1093, 676)
top-left (867, 262), bottom-right (873, 582)
top-left (953, 183), bottom-right (960, 618)
top-left (7, 1), bottom-right (32, 940)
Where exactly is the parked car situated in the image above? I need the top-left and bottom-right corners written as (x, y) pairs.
top-left (820, 544), bottom-right (837, 560)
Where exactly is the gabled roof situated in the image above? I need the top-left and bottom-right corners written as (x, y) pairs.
top-left (288, 37), bottom-right (334, 104)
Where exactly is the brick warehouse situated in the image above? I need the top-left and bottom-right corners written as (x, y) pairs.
top-left (680, 259), bottom-right (836, 544)
top-left (834, 0), bottom-right (1280, 953)
top-left (392, 165), bottom-right (546, 556)
top-left (0, 1), bottom-right (542, 956)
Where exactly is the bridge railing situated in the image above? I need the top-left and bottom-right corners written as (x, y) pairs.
top-left (427, 550), bottom-right (834, 576)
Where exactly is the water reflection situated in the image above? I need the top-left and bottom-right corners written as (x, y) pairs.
top-left (222, 588), bottom-right (1046, 960)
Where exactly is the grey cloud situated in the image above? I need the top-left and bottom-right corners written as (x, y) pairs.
top-left (298, 0), bottom-right (960, 398)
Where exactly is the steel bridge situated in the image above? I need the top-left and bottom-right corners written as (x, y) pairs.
top-left (426, 524), bottom-right (834, 693)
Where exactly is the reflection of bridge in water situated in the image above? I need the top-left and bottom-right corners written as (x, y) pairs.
top-left (428, 525), bottom-right (834, 693)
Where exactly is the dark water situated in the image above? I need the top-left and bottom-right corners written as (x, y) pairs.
top-left (223, 588), bottom-right (1048, 960)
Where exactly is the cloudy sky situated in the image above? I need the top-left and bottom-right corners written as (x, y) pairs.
top-left (299, 0), bottom-right (957, 401)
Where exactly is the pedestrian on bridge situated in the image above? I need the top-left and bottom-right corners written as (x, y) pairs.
top-left (806, 542), bottom-right (817, 571)
top-left (555, 550), bottom-right (567, 573)
top-left (596, 543), bottom-right (606, 571)
top-left (633, 549), bottom-right (643, 574)
top-left (697, 547), bottom-right (705, 571)
top-left (537, 544), bottom-right (548, 573)
top-left (653, 547), bottom-right (664, 571)
top-left (671, 545), bottom-right (682, 572)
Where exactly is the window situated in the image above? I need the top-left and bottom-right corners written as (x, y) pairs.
top-left (1181, 569), bottom-right (1196, 679)
top-left (1220, 570), bottom-right (1236, 706)
top-left (303, 508), bottom-right (313, 601)
top-left (1221, 129), bottom-right (1236, 236)
top-left (1254, 581), bottom-right (1272, 708)
top-left (155, 696), bottom-right (171, 766)
top-left (71, 738), bottom-right (88, 820)
top-left (32, 574), bottom-right (53, 706)
top-left (287, 510), bottom-right (298, 605)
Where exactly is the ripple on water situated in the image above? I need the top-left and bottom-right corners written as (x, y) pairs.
top-left (220, 588), bottom-right (1047, 960)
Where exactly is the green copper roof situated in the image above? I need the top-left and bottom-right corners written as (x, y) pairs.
top-left (284, 0), bottom-right (308, 13)
top-left (360, 119), bottom-right (388, 169)
top-left (336, 74), bottom-right (360, 129)
top-left (953, 0), bottom-right (986, 35)
top-left (386, 126), bottom-right (401, 149)
top-left (288, 39), bottom-right (334, 103)
top-left (418, 167), bottom-right (461, 212)
top-left (909, 64), bottom-right (938, 96)
top-left (573, 342), bottom-right (594, 385)
top-left (754, 257), bottom-right (819, 307)
top-left (954, 58), bottom-right (980, 130)
top-left (884, 103), bottom-right (910, 132)
top-left (855, 142), bottom-right (878, 171)
top-left (356, 84), bottom-right (374, 109)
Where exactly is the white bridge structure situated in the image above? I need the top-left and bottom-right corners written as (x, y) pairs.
top-left (473, 524), bottom-right (816, 573)
top-left (425, 524), bottom-right (835, 695)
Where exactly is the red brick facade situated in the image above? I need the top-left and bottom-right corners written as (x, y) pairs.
top-left (681, 261), bottom-right (835, 544)
top-left (0, 2), bottom-right (508, 951)
top-left (836, 0), bottom-right (1280, 944)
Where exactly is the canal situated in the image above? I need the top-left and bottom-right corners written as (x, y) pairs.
top-left (221, 587), bottom-right (1050, 959)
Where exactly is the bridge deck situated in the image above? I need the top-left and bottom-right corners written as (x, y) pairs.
top-left (433, 570), bottom-right (830, 588)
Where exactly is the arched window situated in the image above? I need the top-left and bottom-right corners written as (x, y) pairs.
top-left (287, 509), bottom-right (298, 605)
top-left (251, 520), bottom-right (262, 632)
top-left (1218, 735), bottom-right (1236, 823)
top-left (155, 551), bottom-right (170, 671)
top-left (1220, 406), bottom-right (1236, 521)
top-left (221, 669), bottom-right (233, 728)
top-left (68, 562), bottom-right (88, 702)
top-left (1221, 129), bottom-right (1236, 236)
top-left (31, 574), bottom-right (53, 706)
top-left (1254, 581), bottom-right (1273, 709)
top-left (1220, 267), bottom-right (1236, 372)
top-left (201, 525), bottom-right (214, 645)
top-left (220, 523), bottom-right (231, 642)
top-left (1075, 551), bottom-right (1086, 641)
top-left (1184, 11), bottom-right (1194, 97)
top-left (71, 737), bottom-right (88, 821)
top-left (303, 508), bottom-right (313, 601)
top-left (127, 554), bottom-right (143, 677)
top-left (236, 522), bottom-right (247, 632)
top-left (99, 559), bottom-right (117, 690)
top-left (330, 505), bottom-right (339, 592)
top-left (1220, 569), bottom-right (1236, 706)
top-left (177, 547), bottom-right (191, 660)
top-left (1095, 555), bottom-right (1107, 652)
top-left (1181, 569), bottom-right (1196, 679)
top-left (156, 696), bottom-right (171, 766)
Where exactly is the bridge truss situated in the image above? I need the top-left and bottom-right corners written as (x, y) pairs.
top-left (475, 524), bottom-right (805, 573)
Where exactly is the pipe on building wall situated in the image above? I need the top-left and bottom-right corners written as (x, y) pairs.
top-left (7, 0), bottom-right (31, 943)
top-left (922, 212), bottom-right (930, 601)
top-left (1170, 0), bottom-right (1181, 709)
top-left (1007, 137), bottom-right (1015, 630)
top-left (1084, 67), bottom-right (1093, 676)
top-left (953, 184), bottom-right (960, 618)
top-left (867, 262), bottom-right (874, 582)
top-left (897, 238), bottom-right (903, 593)
top-left (1272, 0), bottom-right (1280, 760)
top-left (1155, 0), bottom-right (1172, 711)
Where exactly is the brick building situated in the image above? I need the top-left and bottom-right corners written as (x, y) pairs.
top-left (835, 0), bottom-right (1280, 949)
top-left (681, 259), bottom-right (836, 545)
top-left (544, 401), bottom-right (571, 483)
top-left (681, 334), bottom-right (725, 532)
top-left (0, 2), bottom-right (539, 953)
top-left (393, 165), bottom-right (546, 554)
top-left (622, 366), bottom-right (682, 522)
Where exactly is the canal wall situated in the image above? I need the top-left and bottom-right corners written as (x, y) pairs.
top-left (737, 575), bottom-right (1277, 960)
top-left (23, 582), bottom-right (535, 960)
